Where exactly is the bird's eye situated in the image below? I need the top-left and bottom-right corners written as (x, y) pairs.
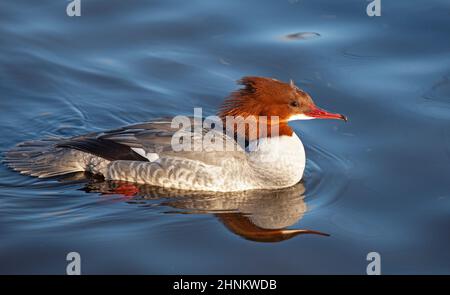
top-left (290, 100), bottom-right (300, 107)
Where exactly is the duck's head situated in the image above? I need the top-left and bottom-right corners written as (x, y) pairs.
top-left (219, 76), bottom-right (347, 124)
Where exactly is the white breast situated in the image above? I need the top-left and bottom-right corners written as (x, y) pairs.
top-left (247, 133), bottom-right (306, 188)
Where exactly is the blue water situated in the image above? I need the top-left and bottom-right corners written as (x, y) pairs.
top-left (1, 0), bottom-right (450, 274)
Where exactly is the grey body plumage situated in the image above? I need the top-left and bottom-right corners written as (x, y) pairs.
top-left (4, 119), bottom-right (305, 192)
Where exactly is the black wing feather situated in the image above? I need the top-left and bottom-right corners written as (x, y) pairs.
top-left (57, 138), bottom-right (148, 162)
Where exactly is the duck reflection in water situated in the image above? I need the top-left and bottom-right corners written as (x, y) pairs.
top-left (81, 177), bottom-right (329, 242)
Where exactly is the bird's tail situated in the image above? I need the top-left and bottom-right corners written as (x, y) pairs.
top-left (3, 138), bottom-right (88, 178)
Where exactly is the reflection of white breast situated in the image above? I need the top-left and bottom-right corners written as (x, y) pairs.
top-left (247, 133), bottom-right (306, 188)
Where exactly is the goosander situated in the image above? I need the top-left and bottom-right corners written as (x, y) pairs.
top-left (4, 77), bottom-right (346, 192)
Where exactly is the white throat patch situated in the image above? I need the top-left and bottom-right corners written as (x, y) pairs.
top-left (288, 114), bottom-right (314, 121)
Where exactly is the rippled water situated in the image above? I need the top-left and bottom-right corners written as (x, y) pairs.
top-left (1, 0), bottom-right (450, 274)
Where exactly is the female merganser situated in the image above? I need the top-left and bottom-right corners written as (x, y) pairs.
top-left (4, 77), bottom-right (346, 192)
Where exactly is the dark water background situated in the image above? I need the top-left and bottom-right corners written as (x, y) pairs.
top-left (1, 0), bottom-right (449, 274)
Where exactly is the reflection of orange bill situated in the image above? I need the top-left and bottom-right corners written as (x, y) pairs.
top-left (218, 213), bottom-right (329, 243)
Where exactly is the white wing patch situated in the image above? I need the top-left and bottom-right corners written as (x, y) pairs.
top-left (131, 148), bottom-right (160, 162)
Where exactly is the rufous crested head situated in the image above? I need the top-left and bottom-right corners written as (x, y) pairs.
top-left (218, 76), bottom-right (347, 139)
top-left (219, 76), bottom-right (347, 122)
